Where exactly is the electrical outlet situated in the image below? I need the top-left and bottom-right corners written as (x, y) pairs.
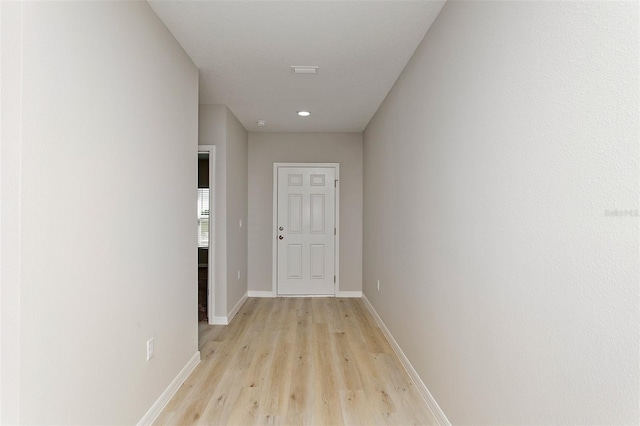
top-left (377, 280), bottom-right (380, 291)
top-left (146, 338), bottom-right (154, 361)
top-left (237, 270), bottom-right (241, 280)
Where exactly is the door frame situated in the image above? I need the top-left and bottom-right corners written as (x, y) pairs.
top-left (272, 163), bottom-right (340, 296)
top-left (198, 145), bottom-right (216, 323)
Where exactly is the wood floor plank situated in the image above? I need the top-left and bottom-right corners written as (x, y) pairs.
top-left (154, 297), bottom-right (436, 426)
top-left (331, 330), bottom-right (365, 392)
top-left (311, 322), bottom-right (344, 425)
top-left (195, 367), bottom-right (244, 426)
top-left (283, 315), bottom-right (312, 426)
top-left (326, 298), bottom-right (345, 333)
top-left (373, 352), bottom-right (436, 426)
top-left (226, 386), bottom-right (261, 426)
top-left (258, 336), bottom-right (292, 418)
top-left (340, 390), bottom-right (377, 426)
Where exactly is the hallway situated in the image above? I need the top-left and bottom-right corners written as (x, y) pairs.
top-left (155, 298), bottom-right (436, 425)
top-left (3, 1), bottom-right (636, 423)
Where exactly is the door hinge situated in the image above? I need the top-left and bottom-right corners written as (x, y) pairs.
top-left (334, 276), bottom-right (336, 283)
top-left (334, 179), bottom-right (338, 187)
top-left (334, 227), bottom-right (336, 235)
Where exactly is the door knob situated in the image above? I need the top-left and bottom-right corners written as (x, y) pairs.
top-left (279, 226), bottom-right (284, 231)
top-left (278, 235), bottom-right (284, 240)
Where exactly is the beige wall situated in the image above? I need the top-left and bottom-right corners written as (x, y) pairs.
top-left (225, 110), bottom-right (248, 312)
top-left (1, 2), bottom-right (23, 423)
top-left (248, 133), bottom-right (363, 293)
top-left (363, 1), bottom-right (639, 424)
top-left (199, 105), bottom-right (248, 318)
top-left (6, 2), bottom-right (200, 423)
top-left (199, 105), bottom-right (227, 317)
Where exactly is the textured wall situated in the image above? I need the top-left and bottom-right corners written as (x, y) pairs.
top-left (363, 1), bottom-right (639, 424)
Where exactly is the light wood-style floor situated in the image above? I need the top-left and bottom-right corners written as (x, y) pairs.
top-left (154, 298), bottom-right (436, 425)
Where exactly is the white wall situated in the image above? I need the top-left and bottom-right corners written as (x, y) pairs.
top-left (3, 2), bottom-right (200, 423)
top-left (199, 105), bottom-right (248, 318)
top-left (363, 1), bottom-right (639, 424)
top-left (248, 133), bottom-right (363, 293)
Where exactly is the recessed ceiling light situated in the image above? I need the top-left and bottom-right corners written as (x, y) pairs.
top-left (291, 66), bottom-right (318, 74)
top-left (297, 111), bottom-right (311, 117)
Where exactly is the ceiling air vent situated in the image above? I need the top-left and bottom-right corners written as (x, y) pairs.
top-left (291, 66), bottom-right (318, 75)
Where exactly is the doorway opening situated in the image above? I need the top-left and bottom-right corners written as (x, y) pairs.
top-left (198, 146), bottom-right (215, 323)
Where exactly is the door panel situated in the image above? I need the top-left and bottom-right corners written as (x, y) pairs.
top-left (277, 166), bottom-right (336, 295)
top-left (288, 194), bottom-right (303, 233)
top-left (310, 194), bottom-right (325, 233)
top-left (287, 245), bottom-right (303, 279)
top-left (310, 244), bottom-right (325, 278)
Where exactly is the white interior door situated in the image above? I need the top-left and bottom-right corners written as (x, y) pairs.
top-left (276, 166), bottom-right (336, 295)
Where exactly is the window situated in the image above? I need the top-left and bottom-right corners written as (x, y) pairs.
top-left (198, 188), bottom-right (210, 248)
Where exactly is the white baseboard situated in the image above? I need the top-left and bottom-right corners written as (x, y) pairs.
top-left (362, 295), bottom-right (450, 426)
top-left (209, 316), bottom-right (227, 325)
top-left (248, 290), bottom-right (361, 298)
top-left (279, 294), bottom-right (335, 298)
top-left (209, 293), bottom-right (249, 325)
top-left (137, 351), bottom-right (200, 426)
top-left (336, 291), bottom-right (362, 298)
top-left (247, 290), bottom-right (275, 298)
top-left (227, 292), bottom-right (247, 323)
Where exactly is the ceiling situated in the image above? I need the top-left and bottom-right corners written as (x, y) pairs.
top-left (148, 1), bottom-right (445, 133)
